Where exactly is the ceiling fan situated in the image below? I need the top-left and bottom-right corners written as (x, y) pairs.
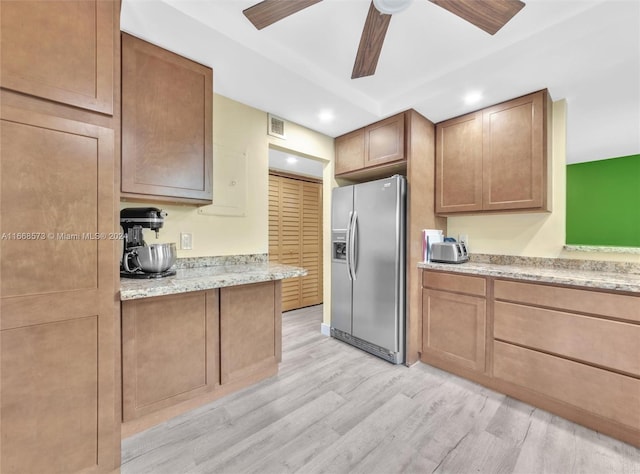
top-left (243, 0), bottom-right (525, 79)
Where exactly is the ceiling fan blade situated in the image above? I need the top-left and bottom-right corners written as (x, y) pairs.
top-left (352, 2), bottom-right (392, 79)
top-left (429, 0), bottom-right (525, 35)
top-left (243, 0), bottom-right (322, 30)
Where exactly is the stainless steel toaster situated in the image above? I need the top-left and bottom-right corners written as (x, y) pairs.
top-left (430, 241), bottom-right (469, 264)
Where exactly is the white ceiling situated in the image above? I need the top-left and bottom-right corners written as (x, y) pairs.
top-left (121, 0), bottom-right (640, 164)
top-left (269, 148), bottom-right (325, 178)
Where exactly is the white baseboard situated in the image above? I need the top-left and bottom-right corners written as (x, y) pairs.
top-left (320, 323), bottom-right (331, 337)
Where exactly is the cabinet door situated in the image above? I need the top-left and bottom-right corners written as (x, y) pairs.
top-left (365, 113), bottom-right (405, 167)
top-left (482, 90), bottom-right (548, 211)
top-left (335, 128), bottom-right (365, 175)
top-left (121, 290), bottom-right (219, 421)
top-left (0, 0), bottom-right (115, 114)
top-left (121, 33), bottom-right (213, 203)
top-left (220, 282), bottom-right (281, 384)
top-left (422, 289), bottom-right (486, 372)
top-left (435, 111), bottom-right (483, 213)
top-left (0, 107), bottom-right (118, 473)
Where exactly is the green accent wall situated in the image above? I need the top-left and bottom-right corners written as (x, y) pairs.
top-left (566, 154), bottom-right (640, 247)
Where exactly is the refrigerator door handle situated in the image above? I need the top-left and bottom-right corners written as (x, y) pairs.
top-left (349, 211), bottom-right (358, 280)
top-left (346, 211), bottom-right (354, 281)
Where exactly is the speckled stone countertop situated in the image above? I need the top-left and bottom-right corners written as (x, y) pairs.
top-left (564, 244), bottom-right (640, 255)
top-left (120, 254), bottom-right (307, 300)
top-left (418, 254), bottom-right (640, 294)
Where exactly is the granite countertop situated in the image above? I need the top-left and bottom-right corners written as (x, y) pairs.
top-left (418, 255), bottom-right (640, 294)
top-left (121, 257), bottom-right (307, 301)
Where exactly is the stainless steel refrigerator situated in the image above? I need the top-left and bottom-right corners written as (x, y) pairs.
top-left (331, 175), bottom-right (406, 364)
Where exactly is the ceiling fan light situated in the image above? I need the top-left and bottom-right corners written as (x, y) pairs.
top-left (373, 0), bottom-right (412, 15)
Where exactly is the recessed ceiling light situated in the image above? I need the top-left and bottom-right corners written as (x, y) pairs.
top-left (318, 110), bottom-right (335, 123)
top-left (286, 156), bottom-right (298, 164)
top-left (464, 91), bottom-right (483, 105)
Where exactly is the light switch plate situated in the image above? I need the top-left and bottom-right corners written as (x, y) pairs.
top-left (180, 232), bottom-right (193, 250)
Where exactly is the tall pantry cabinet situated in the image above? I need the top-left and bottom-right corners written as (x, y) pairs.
top-left (0, 2), bottom-right (121, 473)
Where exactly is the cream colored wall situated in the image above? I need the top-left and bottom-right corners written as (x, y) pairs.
top-left (446, 100), bottom-right (567, 257)
top-left (268, 120), bottom-right (337, 328)
top-left (122, 95), bottom-right (268, 255)
top-left (121, 94), bottom-right (339, 321)
top-left (446, 100), bottom-right (639, 264)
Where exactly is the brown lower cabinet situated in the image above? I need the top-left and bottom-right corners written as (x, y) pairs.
top-left (122, 290), bottom-right (219, 421)
top-left (421, 271), bottom-right (487, 373)
top-left (121, 281), bottom-right (282, 434)
top-left (421, 270), bottom-right (640, 447)
top-left (493, 342), bottom-right (639, 430)
top-left (221, 281), bottom-right (281, 384)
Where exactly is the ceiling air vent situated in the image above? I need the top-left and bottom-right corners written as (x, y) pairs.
top-left (268, 114), bottom-right (286, 139)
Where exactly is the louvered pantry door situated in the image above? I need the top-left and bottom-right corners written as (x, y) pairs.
top-left (269, 174), bottom-right (323, 311)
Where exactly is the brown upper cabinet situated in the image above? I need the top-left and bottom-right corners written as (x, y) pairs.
top-left (121, 33), bottom-right (213, 204)
top-left (435, 90), bottom-right (551, 214)
top-left (335, 112), bottom-right (405, 178)
top-left (0, 0), bottom-right (116, 114)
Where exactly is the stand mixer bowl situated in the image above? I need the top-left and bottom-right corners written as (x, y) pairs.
top-left (134, 243), bottom-right (177, 273)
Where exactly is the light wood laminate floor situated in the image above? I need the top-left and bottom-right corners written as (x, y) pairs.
top-left (122, 305), bottom-right (640, 474)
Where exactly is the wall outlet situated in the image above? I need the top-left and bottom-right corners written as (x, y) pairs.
top-left (180, 232), bottom-right (193, 250)
top-left (458, 234), bottom-right (469, 246)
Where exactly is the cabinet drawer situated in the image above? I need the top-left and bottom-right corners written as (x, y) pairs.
top-left (494, 279), bottom-right (640, 323)
top-left (494, 301), bottom-right (640, 376)
top-left (494, 341), bottom-right (640, 430)
top-left (422, 271), bottom-right (486, 296)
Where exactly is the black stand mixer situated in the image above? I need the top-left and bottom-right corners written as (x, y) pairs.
top-left (120, 207), bottom-right (177, 279)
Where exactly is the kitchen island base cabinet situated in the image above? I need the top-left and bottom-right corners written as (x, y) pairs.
top-left (122, 291), bottom-right (219, 422)
top-left (121, 281), bottom-right (282, 437)
top-left (221, 281), bottom-right (282, 385)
